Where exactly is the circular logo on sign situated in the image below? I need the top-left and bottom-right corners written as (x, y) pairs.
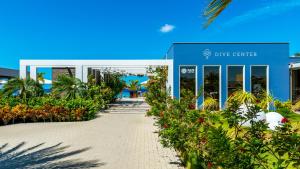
top-left (181, 68), bottom-right (187, 74)
top-left (203, 49), bottom-right (212, 59)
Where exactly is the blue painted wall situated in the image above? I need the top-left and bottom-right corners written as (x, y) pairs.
top-left (167, 43), bottom-right (290, 108)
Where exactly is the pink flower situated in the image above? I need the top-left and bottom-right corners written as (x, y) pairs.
top-left (207, 162), bottom-right (213, 169)
top-left (189, 104), bottom-right (196, 109)
top-left (197, 117), bottom-right (205, 124)
top-left (281, 117), bottom-right (288, 123)
top-left (163, 124), bottom-right (168, 129)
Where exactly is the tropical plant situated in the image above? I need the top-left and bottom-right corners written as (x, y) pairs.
top-left (153, 91), bottom-right (300, 169)
top-left (204, 0), bottom-right (232, 27)
top-left (0, 71), bottom-right (125, 126)
top-left (275, 100), bottom-right (293, 117)
top-left (128, 80), bottom-right (140, 91)
top-left (145, 69), bottom-right (300, 169)
top-left (295, 53), bottom-right (300, 57)
top-left (37, 72), bottom-right (45, 84)
top-left (1, 78), bottom-right (44, 102)
top-left (227, 90), bottom-right (256, 106)
top-left (202, 97), bottom-right (219, 111)
top-left (52, 75), bottom-right (87, 100)
top-left (103, 72), bottom-right (126, 97)
top-left (145, 66), bottom-right (169, 116)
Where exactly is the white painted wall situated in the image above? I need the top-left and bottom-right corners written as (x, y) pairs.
top-left (20, 59), bottom-right (174, 96)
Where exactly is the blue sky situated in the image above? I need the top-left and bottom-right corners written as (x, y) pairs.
top-left (0, 0), bottom-right (299, 69)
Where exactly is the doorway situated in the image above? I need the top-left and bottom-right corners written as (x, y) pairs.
top-left (291, 68), bottom-right (300, 104)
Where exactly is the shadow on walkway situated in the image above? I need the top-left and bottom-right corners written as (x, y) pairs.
top-left (0, 142), bottom-right (104, 169)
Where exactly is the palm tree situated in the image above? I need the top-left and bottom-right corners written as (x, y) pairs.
top-left (204, 0), bottom-right (232, 27)
top-left (1, 78), bottom-right (44, 102)
top-left (52, 75), bottom-right (87, 100)
top-left (128, 80), bottom-right (140, 98)
top-left (37, 72), bottom-right (45, 84)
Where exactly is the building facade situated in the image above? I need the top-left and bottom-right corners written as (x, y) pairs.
top-left (19, 42), bottom-right (300, 108)
top-left (166, 42), bottom-right (300, 108)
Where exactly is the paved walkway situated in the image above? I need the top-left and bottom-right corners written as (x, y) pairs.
top-left (0, 98), bottom-right (183, 169)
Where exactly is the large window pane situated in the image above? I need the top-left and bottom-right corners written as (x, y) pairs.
top-left (291, 69), bottom-right (300, 103)
top-left (204, 66), bottom-right (220, 109)
top-left (180, 66), bottom-right (196, 99)
top-left (251, 66), bottom-right (267, 98)
top-left (227, 66), bottom-right (244, 97)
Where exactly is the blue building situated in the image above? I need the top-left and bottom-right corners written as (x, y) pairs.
top-left (166, 42), bottom-right (300, 109)
top-left (19, 42), bottom-right (300, 109)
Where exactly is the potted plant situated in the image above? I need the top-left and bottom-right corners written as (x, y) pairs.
top-left (128, 80), bottom-right (140, 98)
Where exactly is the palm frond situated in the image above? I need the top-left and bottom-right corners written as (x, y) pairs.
top-left (1, 78), bottom-right (44, 101)
top-left (257, 90), bottom-right (273, 110)
top-left (204, 0), bottom-right (232, 28)
top-left (227, 90), bottom-right (256, 105)
top-left (52, 75), bottom-right (87, 100)
top-left (202, 97), bottom-right (219, 111)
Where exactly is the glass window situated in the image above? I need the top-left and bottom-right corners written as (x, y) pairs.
top-left (291, 69), bottom-right (300, 103)
top-left (204, 66), bottom-right (220, 109)
top-left (227, 66), bottom-right (244, 97)
top-left (180, 66), bottom-right (196, 99)
top-left (251, 66), bottom-right (267, 98)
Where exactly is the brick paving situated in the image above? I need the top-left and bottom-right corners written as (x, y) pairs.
top-left (0, 98), bottom-right (183, 169)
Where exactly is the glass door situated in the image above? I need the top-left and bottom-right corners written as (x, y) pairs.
top-left (291, 69), bottom-right (300, 104)
top-left (204, 66), bottom-right (220, 110)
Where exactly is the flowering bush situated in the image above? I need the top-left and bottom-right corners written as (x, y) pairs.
top-left (146, 69), bottom-right (300, 169)
top-left (154, 95), bottom-right (300, 169)
top-left (145, 66), bottom-right (169, 116)
top-left (0, 73), bottom-right (124, 126)
top-left (0, 97), bottom-right (101, 125)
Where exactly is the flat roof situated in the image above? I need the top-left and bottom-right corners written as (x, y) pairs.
top-left (0, 67), bottom-right (19, 77)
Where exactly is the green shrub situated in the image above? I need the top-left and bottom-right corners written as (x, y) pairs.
top-left (274, 100), bottom-right (293, 117)
top-left (145, 66), bottom-right (169, 116)
top-left (146, 69), bottom-right (300, 169)
top-left (0, 73), bottom-right (125, 125)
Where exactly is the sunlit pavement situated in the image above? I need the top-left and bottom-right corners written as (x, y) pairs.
top-left (0, 98), bottom-right (183, 169)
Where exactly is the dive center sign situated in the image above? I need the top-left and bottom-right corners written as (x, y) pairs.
top-left (202, 49), bottom-right (257, 59)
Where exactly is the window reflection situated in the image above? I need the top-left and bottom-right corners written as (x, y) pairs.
top-left (227, 66), bottom-right (244, 97)
top-left (204, 66), bottom-right (220, 109)
top-left (251, 66), bottom-right (267, 99)
top-left (291, 69), bottom-right (300, 103)
top-left (180, 66), bottom-right (196, 99)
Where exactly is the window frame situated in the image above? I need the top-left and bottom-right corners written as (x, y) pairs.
top-left (202, 65), bottom-right (222, 109)
top-left (250, 65), bottom-right (270, 107)
top-left (179, 65), bottom-right (198, 108)
top-left (226, 65), bottom-right (245, 99)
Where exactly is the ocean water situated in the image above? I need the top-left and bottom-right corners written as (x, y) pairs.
top-left (118, 75), bottom-right (148, 98)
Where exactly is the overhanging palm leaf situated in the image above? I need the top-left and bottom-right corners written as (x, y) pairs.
top-left (204, 0), bottom-right (232, 27)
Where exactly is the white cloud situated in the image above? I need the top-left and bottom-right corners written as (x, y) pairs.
top-left (224, 0), bottom-right (300, 27)
top-left (160, 24), bottom-right (175, 33)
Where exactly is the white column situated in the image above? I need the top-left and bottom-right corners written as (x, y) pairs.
top-left (30, 66), bottom-right (37, 81)
top-left (82, 66), bottom-right (88, 83)
top-left (167, 61), bottom-right (174, 97)
top-left (75, 65), bottom-right (83, 81)
top-left (19, 65), bottom-right (27, 79)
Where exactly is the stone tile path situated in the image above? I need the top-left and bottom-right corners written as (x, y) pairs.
top-left (0, 98), bottom-right (183, 169)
